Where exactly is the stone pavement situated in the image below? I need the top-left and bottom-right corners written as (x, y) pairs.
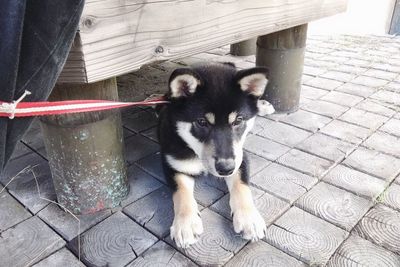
top-left (1, 34), bottom-right (400, 266)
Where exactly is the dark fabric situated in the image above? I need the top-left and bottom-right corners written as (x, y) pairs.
top-left (0, 0), bottom-right (84, 172)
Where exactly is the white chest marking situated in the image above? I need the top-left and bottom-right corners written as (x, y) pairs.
top-left (166, 154), bottom-right (205, 175)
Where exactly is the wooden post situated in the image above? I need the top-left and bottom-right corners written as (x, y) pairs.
top-left (256, 24), bottom-right (308, 113)
top-left (230, 38), bottom-right (257, 56)
top-left (40, 78), bottom-right (129, 215)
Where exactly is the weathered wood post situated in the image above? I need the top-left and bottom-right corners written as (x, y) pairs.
top-left (40, 78), bottom-right (129, 214)
top-left (230, 38), bottom-right (257, 56)
top-left (256, 24), bottom-right (308, 113)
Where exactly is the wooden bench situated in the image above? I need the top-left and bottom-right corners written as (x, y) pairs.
top-left (41, 0), bottom-right (348, 214)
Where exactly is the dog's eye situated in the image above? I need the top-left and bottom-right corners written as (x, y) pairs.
top-left (196, 118), bottom-right (208, 127)
top-left (233, 116), bottom-right (243, 126)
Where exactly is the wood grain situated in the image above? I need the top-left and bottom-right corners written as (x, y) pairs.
top-left (58, 0), bottom-right (348, 83)
top-left (381, 184), bottom-right (400, 211)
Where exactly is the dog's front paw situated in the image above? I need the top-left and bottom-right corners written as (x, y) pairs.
top-left (233, 207), bottom-right (266, 241)
top-left (170, 211), bottom-right (203, 248)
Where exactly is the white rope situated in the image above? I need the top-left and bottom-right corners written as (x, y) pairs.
top-left (0, 90), bottom-right (31, 119)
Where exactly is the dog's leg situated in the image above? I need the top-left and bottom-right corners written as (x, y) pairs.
top-left (226, 168), bottom-right (266, 241)
top-left (170, 173), bottom-right (203, 248)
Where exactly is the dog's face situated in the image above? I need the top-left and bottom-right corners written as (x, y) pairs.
top-left (167, 63), bottom-right (268, 177)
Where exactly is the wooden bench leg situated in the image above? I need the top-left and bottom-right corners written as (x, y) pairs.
top-left (40, 78), bottom-right (129, 215)
top-left (230, 38), bottom-right (257, 56)
top-left (256, 24), bottom-right (308, 113)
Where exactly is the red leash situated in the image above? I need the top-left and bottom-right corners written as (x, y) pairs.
top-left (0, 91), bottom-right (169, 119)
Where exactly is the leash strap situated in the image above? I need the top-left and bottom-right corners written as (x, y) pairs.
top-left (0, 91), bottom-right (169, 119)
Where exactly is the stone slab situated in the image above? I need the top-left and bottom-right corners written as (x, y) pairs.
top-left (380, 118), bottom-right (400, 137)
top-left (324, 164), bottom-right (387, 200)
top-left (280, 110), bottom-right (332, 132)
top-left (68, 212), bottom-right (157, 267)
top-left (264, 207), bottom-right (348, 265)
top-left (300, 85), bottom-right (329, 100)
top-left (371, 90), bottom-right (400, 105)
top-left (321, 91), bottom-right (363, 107)
top-left (33, 248), bottom-right (85, 267)
top-left (355, 99), bottom-right (397, 117)
top-left (364, 131), bottom-right (400, 157)
top-left (351, 76), bottom-right (389, 87)
top-left (254, 117), bottom-right (312, 147)
top-left (251, 163), bottom-right (318, 203)
top-left (225, 240), bottom-right (306, 267)
top-left (246, 152), bottom-right (271, 177)
top-left (343, 147), bottom-right (400, 181)
top-left (327, 234), bottom-right (400, 267)
top-left (296, 133), bottom-right (356, 162)
top-left (38, 203), bottom-right (112, 241)
top-left (301, 100), bottom-right (349, 118)
top-left (135, 152), bottom-right (166, 184)
top-left (295, 182), bottom-right (373, 230)
top-left (124, 134), bottom-right (160, 165)
top-left (0, 188), bottom-right (31, 231)
top-left (277, 149), bottom-right (334, 178)
top-left (354, 205), bottom-right (400, 255)
top-left (122, 110), bottom-right (158, 133)
top-left (127, 241), bottom-right (195, 267)
top-left (321, 71), bottom-right (357, 82)
top-left (304, 77), bottom-right (344, 90)
top-left (320, 120), bottom-right (372, 144)
top-left (244, 134), bottom-right (290, 161)
top-left (380, 183), bottom-right (400, 211)
top-left (335, 83), bottom-right (378, 98)
top-left (0, 216), bottom-right (65, 267)
top-left (166, 209), bottom-right (247, 266)
top-left (364, 68), bottom-right (399, 81)
top-left (339, 108), bottom-right (388, 130)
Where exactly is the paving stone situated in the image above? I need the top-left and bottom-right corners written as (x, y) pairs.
top-left (295, 182), bottom-right (373, 230)
top-left (1, 162), bottom-right (56, 214)
top-left (335, 82), bottom-right (378, 98)
top-left (277, 149), bottom-right (333, 178)
top-left (300, 85), bottom-right (329, 100)
top-left (371, 90), bottom-right (400, 105)
top-left (364, 131), bottom-right (400, 156)
top-left (121, 165), bottom-right (163, 207)
top-left (254, 117), bottom-right (312, 147)
top-left (0, 188), bottom-right (31, 231)
top-left (380, 118), bottom-right (400, 137)
top-left (225, 240), bottom-right (306, 267)
top-left (194, 175), bottom-right (227, 207)
top-left (304, 58), bottom-right (338, 69)
top-left (210, 187), bottom-right (289, 226)
top-left (280, 110), bottom-right (332, 132)
top-left (320, 91), bottom-right (363, 107)
top-left (244, 134), bottom-right (290, 161)
top-left (353, 204), bottom-right (400, 255)
top-left (166, 209), bottom-right (247, 266)
top-left (123, 127), bottom-right (136, 138)
top-left (127, 241), bottom-right (195, 267)
top-left (327, 234), bottom-right (400, 267)
top-left (351, 76), bottom-right (389, 88)
top-left (10, 141), bottom-right (33, 160)
top-left (122, 110), bottom-right (158, 133)
top-left (251, 163), bottom-right (318, 203)
top-left (343, 147), bottom-right (400, 181)
top-left (345, 58), bottom-right (371, 67)
top-left (38, 203), bottom-right (111, 241)
top-left (364, 68), bottom-right (399, 81)
top-left (124, 134), bottom-right (160, 164)
top-left (380, 183), bottom-right (400, 211)
top-left (68, 212), bottom-right (157, 267)
top-left (33, 248), bottom-right (85, 267)
top-left (356, 99), bottom-right (397, 117)
top-left (301, 100), bottom-right (349, 118)
top-left (246, 152), bottom-right (271, 177)
top-left (303, 65), bottom-right (327, 76)
top-left (264, 207), bottom-right (348, 265)
top-left (124, 186), bottom-right (174, 238)
top-left (140, 126), bottom-right (158, 142)
top-left (324, 164), bottom-right (387, 200)
top-left (371, 62), bottom-right (400, 74)
top-left (0, 216), bottom-right (65, 267)
top-left (135, 152), bottom-right (165, 183)
top-left (320, 120), bottom-right (372, 144)
top-left (304, 77), bottom-right (344, 90)
top-left (332, 64), bottom-right (368, 75)
top-left (321, 70), bottom-right (357, 82)
top-left (22, 120), bottom-right (46, 158)
top-left (339, 108), bottom-right (388, 130)
top-left (296, 133), bottom-right (356, 162)
top-left (385, 81), bottom-right (400, 92)
top-left (302, 74), bottom-right (314, 83)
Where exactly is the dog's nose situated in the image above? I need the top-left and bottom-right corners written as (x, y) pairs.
top-left (215, 158), bottom-right (235, 176)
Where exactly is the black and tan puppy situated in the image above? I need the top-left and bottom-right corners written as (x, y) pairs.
top-left (158, 62), bottom-right (269, 248)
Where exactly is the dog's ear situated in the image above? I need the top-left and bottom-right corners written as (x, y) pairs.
top-left (168, 68), bottom-right (201, 98)
top-left (235, 67), bottom-right (269, 97)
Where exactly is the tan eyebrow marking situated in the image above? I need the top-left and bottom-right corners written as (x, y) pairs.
top-left (228, 112), bottom-right (238, 124)
top-left (205, 112), bottom-right (215, 125)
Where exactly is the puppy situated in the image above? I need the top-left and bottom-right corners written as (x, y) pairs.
top-left (158, 62), bottom-right (269, 248)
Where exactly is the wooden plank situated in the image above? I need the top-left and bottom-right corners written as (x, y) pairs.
top-left (60, 0), bottom-right (348, 83)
